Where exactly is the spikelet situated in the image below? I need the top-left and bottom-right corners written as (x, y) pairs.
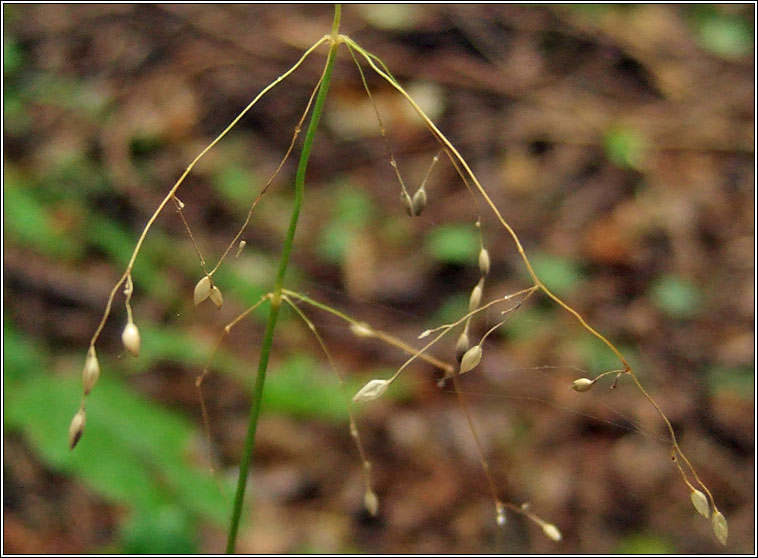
top-left (350, 322), bottom-right (374, 338)
top-left (194, 276), bottom-right (212, 305)
top-left (468, 278), bottom-right (484, 312)
top-left (68, 407), bottom-right (86, 449)
top-left (364, 489), bottom-right (379, 516)
top-left (571, 378), bottom-right (594, 392)
top-left (711, 510), bottom-right (728, 546)
top-left (459, 345), bottom-right (482, 374)
top-left (542, 523), bottom-right (563, 542)
top-left (209, 285), bottom-right (223, 308)
top-left (353, 379), bottom-right (390, 402)
top-left (122, 321), bottom-right (141, 357)
top-left (411, 187), bottom-right (427, 216)
top-left (690, 489), bottom-right (710, 518)
top-left (401, 193), bottom-right (413, 216)
top-left (455, 331), bottom-right (470, 363)
top-left (478, 247), bottom-right (490, 276)
top-left (495, 502), bottom-right (506, 526)
top-left (82, 347), bottom-right (100, 395)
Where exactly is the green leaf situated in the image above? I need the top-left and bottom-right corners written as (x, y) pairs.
top-left (212, 164), bottom-right (258, 208)
top-left (3, 319), bottom-right (48, 386)
top-left (706, 365), bottom-right (754, 399)
top-left (575, 335), bottom-right (638, 376)
top-left (691, 8), bottom-right (753, 60)
top-left (604, 126), bottom-right (647, 170)
top-left (263, 354), bottom-right (355, 423)
top-left (4, 373), bottom-right (228, 525)
top-left (614, 533), bottom-right (676, 554)
top-left (3, 37), bottom-right (23, 75)
top-left (425, 224), bottom-right (479, 265)
top-left (430, 292), bottom-right (469, 327)
top-left (3, 175), bottom-right (83, 260)
top-left (317, 183), bottom-right (374, 263)
top-left (120, 506), bottom-right (198, 554)
top-left (650, 275), bottom-right (700, 319)
top-left (528, 252), bottom-right (582, 297)
top-left (86, 215), bottom-right (169, 298)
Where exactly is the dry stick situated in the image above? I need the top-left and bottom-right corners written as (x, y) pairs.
top-left (343, 36), bottom-right (712, 501)
top-left (280, 295), bottom-right (377, 513)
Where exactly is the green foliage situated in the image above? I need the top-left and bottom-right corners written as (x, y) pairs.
top-left (604, 126), bottom-right (647, 170)
top-left (650, 275), bottom-right (700, 319)
top-left (425, 224), bottom-right (479, 265)
top-left (706, 365), bottom-right (754, 399)
top-left (430, 292), bottom-right (470, 327)
top-left (4, 320), bottom-right (229, 552)
top-left (614, 533), bottom-right (676, 554)
top-left (3, 37), bottom-right (23, 74)
top-left (263, 354), bottom-right (356, 422)
top-left (121, 506), bottom-right (199, 554)
top-left (213, 164), bottom-right (260, 208)
top-left (576, 335), bottom-right (639, 375)
top-left (3, 320), bottom-right (47, 386)
top-left (528, 252), bottom-right (582, 298)
top-left (503, 306), bottom-right (551, 342)
top-left (3, 173), bottom-right (84, 261)
top-left (318, 182), bottom-right (375, 263)
top-left (689, 6), bottom-right (753, 60)
top-left (5, 372), bottom-right (227, 524)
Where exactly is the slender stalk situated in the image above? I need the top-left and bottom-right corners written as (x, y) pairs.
top-left (225, 6), bottom-right (341, 553)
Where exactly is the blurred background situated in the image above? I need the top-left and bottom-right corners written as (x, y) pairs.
top-left (3, 4), bottom-right (754, 554)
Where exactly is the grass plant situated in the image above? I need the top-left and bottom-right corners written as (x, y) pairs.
top-left (67, 5), bottom-right (729, 552)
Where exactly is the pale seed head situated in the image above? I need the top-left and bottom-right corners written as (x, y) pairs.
top-left (353, 379), bottom-right (390, 402)
top-left (711, 510), bottom-right (728, 546)
top-left (364, 489), bottom-right (379, 516)
top-left (478, 247), bottom-right (491, 276)
top-left (495, 502), bottom-right (506, 526)
top-left (455, 331), bottom-right (470, 363)
top-left (468, 278), bottom-right (484, 312)
top-left (401, 193), bottom-right (413, 217)
top-left (122, 321), bottom-right (141, 357)
top-left (82, 347), bottom-right (100, 395)
top-left (690, 489), bottom-right (710, 518)
top-left (542, 523), bottom-right (563, 542)
top-left (68, 407), bottom-right (86, 449)
top-left (571, 378), bottom-right (594, 392)
top-left (411, 187), bottom-right (427, 216)
top-left (209, 285), bottom-right (223, 308)
top-left (350, 322), bottom-right (374, 338)
top-left (235, 240), bottom-right (247, 257)
top-left (459, 345), bottom-right (482, 374)
top-left (193, 276), bottom-right (212, 306)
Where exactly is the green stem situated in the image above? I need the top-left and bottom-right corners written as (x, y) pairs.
top-left (225, 6), bottom-right (341, 553)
